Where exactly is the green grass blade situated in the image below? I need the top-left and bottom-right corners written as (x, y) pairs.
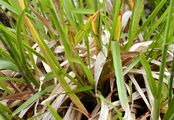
top-left (111, 41), bottom-right (129, 111)
top-left (123, 57), bottom-right (140, 75)
top-left (0, 77), bottom-right (24, 82)
top-left (7, 0), bottom-right (21, 13)
top-left (163, 97), bottom-right (174, 120)
top-left (0, 48), bottom-right (16, 63)
top-left (0, 80), bottom-right (13, 95)
top-left (0, 0), bottom-right (19, 15)
top-left (60, 0), bottom-right (79, 32)
top-left (0, 112), bottom-right (12, 120)
top-left (86, 0), bottom-right (97, 11)
top-left (168, 53), bottom-right (174, 104)
top-left (1, 29), bottom-right (40, 89)
top-left (16, 4), bottom-right (28, 64)
top-left (74, 20), bottom-right (91, 44)
top-left (138, 0), bottom-right (167, 34)
top-left (71, 8), bottom-right (95, 14)
top-left (0, 25), bottom-right (45, 62)
top-left (140, 53), bottom-right (157, 97)
top-left (12, 85), bottom-right (54, 116)
top-left (69, 58), bottom-right (94, 85)
top-left (144, 8), bottom-right (168, 41)
top-left (125, 0), bottom-right (144, 50)
top-left (0, 103), bottom-right (12, 114)
top-left (47, 103), bottom-right (62, 120)
top-left (152, 0), bottom-right (174, 119)
top-left (109, 0), bottom-right (121, 41)
top-left (0, 58), bottom-right (18, 71)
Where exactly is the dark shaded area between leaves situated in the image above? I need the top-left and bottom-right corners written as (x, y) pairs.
top-left (0, 12), bottom-right (11, 27)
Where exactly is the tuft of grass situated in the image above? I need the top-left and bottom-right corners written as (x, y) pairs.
top-left (0, 0), bottom-right (174, 119)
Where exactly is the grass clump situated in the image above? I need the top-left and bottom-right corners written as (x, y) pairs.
top-left (0, 0), bottom-right (174, 120)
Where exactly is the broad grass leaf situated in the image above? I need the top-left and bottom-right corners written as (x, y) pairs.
top-left (111, 41), bottom-right (129, 111)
